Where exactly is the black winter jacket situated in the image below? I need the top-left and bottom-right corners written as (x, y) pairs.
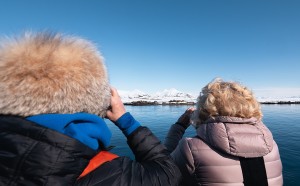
top-left (0, 115), bottom-right (181, 186)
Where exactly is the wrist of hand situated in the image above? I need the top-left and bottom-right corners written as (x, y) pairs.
top-left (175, 121), bottom-right (190, 129)
top-left (176, 108), bottom-right (194, 129)
top-left (115, 112), bottom-right (141, 136)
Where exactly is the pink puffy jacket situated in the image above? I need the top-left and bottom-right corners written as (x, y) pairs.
top-left (165, 116), bottom-right (283, 186)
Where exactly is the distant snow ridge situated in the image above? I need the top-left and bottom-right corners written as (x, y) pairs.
top-left (119, 88), bottom-right (196, 104)
top-left (119, 89), bottom-right (300, 105)
top-left (119, 89), bottom-right (150, 99)
top-left (155, 88), bottom-right (194, 98)
top-left (257, 96), bottom-right (300, 103)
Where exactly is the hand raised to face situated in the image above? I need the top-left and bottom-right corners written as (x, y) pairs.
top-left (177, 107), bottom-right (196, 129)
top-left (106, 87), bottom-right (126, 122)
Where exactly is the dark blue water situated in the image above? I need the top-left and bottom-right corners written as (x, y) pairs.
top-left (106, 105), bottom-right (300, 186)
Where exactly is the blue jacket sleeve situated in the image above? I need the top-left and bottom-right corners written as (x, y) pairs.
top-left (114, 112), bottom-right (141, 136)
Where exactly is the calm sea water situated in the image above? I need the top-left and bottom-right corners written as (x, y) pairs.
top-left (106, 104), bottom-right (300, 186)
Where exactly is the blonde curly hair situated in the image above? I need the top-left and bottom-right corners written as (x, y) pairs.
top-left (191, 78), bottom-right (262, 128)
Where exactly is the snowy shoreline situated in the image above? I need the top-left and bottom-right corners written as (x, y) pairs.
top-left (119, 88), bottom-right (300, 106)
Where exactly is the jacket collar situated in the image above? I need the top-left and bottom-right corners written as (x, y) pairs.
top-left (26, 113), bottom-right (112, 150)
top-left (197, 116), bottom-right (274, 158)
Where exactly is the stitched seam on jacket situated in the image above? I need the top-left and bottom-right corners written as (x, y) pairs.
top-left (186, 138), bottom-right (196, 174)
top-left (8, 128), bottom-right (46, 185)
top-left (44, 136), bottom-right (70, 185)
top-left (254, 123), bottom-right (272, 153)
top-left (223, 123), bottom-right (233, 154)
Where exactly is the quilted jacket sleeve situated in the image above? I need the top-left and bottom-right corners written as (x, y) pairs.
top-left (164, 123), bottom-right (186, 153)
top-left (170, 138), bottom-right (195, 176)
top-left (76, 126), bottom-right (182, 186)
top-left (164, 123), bottom-right (197, 185)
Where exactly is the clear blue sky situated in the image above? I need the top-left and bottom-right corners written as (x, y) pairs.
top-left (1, 0), bottom-right (300, 96)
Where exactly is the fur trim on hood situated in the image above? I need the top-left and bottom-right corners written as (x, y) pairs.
top-left (0, 32), bottom-right (111, 117)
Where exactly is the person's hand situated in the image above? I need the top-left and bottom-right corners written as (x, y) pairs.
top-left (106, 87), bottom-right (126, 122)
top-left (176, 107), bottom-right (195, 129)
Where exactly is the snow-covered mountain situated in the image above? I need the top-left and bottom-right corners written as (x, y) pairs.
top-left (119, 88), bottom-right (196, 104)
top-left (154, 88), bottom-right (194, 98)
top-left (118, 88), bottom-right (300, 105)
top-left (118, 89), bottom-right (150, 99)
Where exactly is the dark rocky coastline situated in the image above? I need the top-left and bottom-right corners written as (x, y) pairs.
top-left (260, 101), bottom-right (300, 104)
top-left (124, 100), bottom-right (195, 106)
top-left (124, 100), bottom-right (300, 106)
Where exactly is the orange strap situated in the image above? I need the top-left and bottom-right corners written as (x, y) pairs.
top-left (79, 151), bottom-right (118, 178)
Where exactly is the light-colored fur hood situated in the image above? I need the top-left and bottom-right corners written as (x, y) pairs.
top-left (0, 32), bottom-right (111, 117)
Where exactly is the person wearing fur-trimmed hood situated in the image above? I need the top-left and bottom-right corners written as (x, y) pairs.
top-left (0, 32), bottom-right (181, 186)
